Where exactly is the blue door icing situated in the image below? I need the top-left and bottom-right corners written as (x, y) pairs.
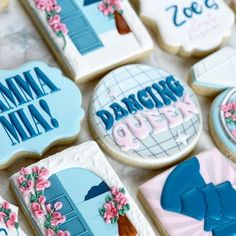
top-left (57, 0), bottom-right (104, 55)
top-left (84, 0), bottom-right (101, 6)
top-left (44, 168), bottom-right (119, 236)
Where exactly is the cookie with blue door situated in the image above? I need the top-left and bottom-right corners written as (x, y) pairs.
top-left (10, 141), bottom-right (155, 236)
top-left (138, 0), bottom-right (235, 57)
top-left (139, 148), bottom-right (236, 236)
top-left (89, 64), bottom-right (202, 169)
top-left (0, 61), bottom-right (84, 169)
top-left (20, 0), bottom-right (153, 83)
top-left (0, 196), bottom-right (26, 235)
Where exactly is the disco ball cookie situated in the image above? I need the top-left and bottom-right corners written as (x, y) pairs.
top-left (139, 148), bottom-right (236, 236)
top-left (210, 88), bottom-right (236, 160)
top-left (0, 61), bottom-right (84, 169)
top-left (89, 64), bottom-right (202, 169)
top-left (139, 0), bottom-right (235, 57)
top-left (10, 141), bottom-right (155, 236)
top-left (20, 0), bottom-right (153, 83)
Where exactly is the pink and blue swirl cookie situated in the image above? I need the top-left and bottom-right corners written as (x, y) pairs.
top-left (139, 0), bottom-right (235, 57)
top-left (210, 88), bottom-right (236, 160)
top-left (139, 148), bottom-right (236, 236)
top-left (20, 0), bottom-right (153, 83)
top-left (10, 141), bottom-right (155, 236)
top-left (0, 61), bottom-right (84, 169)
top-left (89, 64), bottom-right (202, 169)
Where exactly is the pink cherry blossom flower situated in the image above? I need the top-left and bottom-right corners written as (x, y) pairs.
top-left (5, 212), bottom-right (16, 229)
top-left (38, 195), bottom-right (46, 204)
top-left (34, 0), bottom-right (55, 11)
top-left (54, 202), bottom-right (63, 211)
top-left (103, 201), bottom-right (118, 224)
top-left (31, 203), bottom-right (44, 218)
top-left (2, 201), bottom-right (10, 209)
top-left (225, 112), bottom-right (232, 118)
top-left (46, 228), bottom-right (55, 236)
top-left (20, 167), bottom-right (30, 175)
top-left (35, 177), bottom-right (51, 191)
top-left (98, 2), bottom-right (114, 16)
top-left (48, 15), bottom-right (61, 27)
top-left (57, 230), bottom-right (70, 236)
top-left (18, 177), bottom-right (33, 194)
top-left (232, 130), bottom-right (236, 137)
top-left (113, 192), bottom-right (128, 209)
top-left (32, 166), bottom-right (50, 177)
top-left (0, 212), bottom-right (7, 222)
top-left (51, 212), bottom-right (66, 226)
top-left (221, 104), bottom-right (230, 112)
top-left (46, 204), bottom-right (52, 214)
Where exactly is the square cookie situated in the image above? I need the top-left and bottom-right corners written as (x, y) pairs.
top-left (21, 0), bottom-right (153, 83)
top-left (10, 141), bottom-right (155, 236)
top-left (139, 149), bottom-right (236, 236)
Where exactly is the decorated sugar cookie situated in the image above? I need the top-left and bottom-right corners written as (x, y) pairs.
top-left (10, 141), bottom-right (155, 236)
top-left (0, 196), bottom-right (26, 235)
top-left (0, 62), bottom-right (84, 169)
top-left (139, 148), bottom-right (236, 236)
top-left (190, 47), bottom-right (236, 96)
top-left (0, 0), bottom-right (9, 11)
top-left (210, 88), bottom-right (236, 160)
top-left (139, 0), bottom-right (235, 57)
top-left (20, 0), bottom-right (153, 83)
top-left (89, 64), bottom-right (202, 169)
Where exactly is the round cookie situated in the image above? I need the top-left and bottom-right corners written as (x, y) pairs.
top-left (139, 0), bottom-right (235, 57)
top-left (210, 88), bottom-right (236, 160)
top-left (89, 64), bottom-right (202, 169)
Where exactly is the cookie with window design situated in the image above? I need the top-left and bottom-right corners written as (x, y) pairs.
top-left (10, 141), bottom-right (155, 236)
top-left (20, 0), bottom-right (153, 83)
top-left (89, 64), bottom-right (202, 169)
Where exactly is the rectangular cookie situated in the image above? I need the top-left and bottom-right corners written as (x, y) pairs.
top-left (10, 141), bottom-right (155, 236)
top-left (20, 0), bottom-right (153, 83)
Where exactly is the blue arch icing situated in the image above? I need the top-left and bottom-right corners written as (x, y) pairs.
top-left (0, 229), bottom-right (7, 236)
top-left (44, 168), bottom-right (118, 236)
top-left (161, 157), bottom-right (236, 235)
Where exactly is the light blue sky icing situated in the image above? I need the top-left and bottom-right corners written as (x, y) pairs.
top-left (55, 168), bottom-right (118, 235)
top-left (210, 89), bottom-right (236, 154)
top-left (0, 61), bottom-right (84, 165)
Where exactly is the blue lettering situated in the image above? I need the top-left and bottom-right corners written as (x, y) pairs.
top-left (121, 94), bottom-right (143, 114)
top-left (96, 110), bottom-right (114, 130)
top-left (166, 76), bottom-right (184, 97)
top-left (166, 5), bottom-right (186, 27)
top-left (137, 90), bottom-right (154, 109)
top-left (110, 103), bottom-right (129, 121)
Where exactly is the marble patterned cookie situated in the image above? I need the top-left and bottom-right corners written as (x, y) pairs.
top-left (20, 0), bottom-right (153, 83)
top-left (0, 61), bottom-right (84, 169)
top-left (210, 88), bottom-right (236, 160)
top-left (10, 141), bottom-right (155, 236)
top-left (89, 64), bottom-right (202, 169)
top-left (190, 47), bottom-right (236, 96)
top-left (139, 148), bottom-right (236, 236)
top-left (139, 0), bottom-right (235, 57)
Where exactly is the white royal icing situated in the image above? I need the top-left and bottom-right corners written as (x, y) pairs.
top-left (140, 0), bottom-right (235, 56)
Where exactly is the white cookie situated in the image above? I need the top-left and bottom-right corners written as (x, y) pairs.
top-left (89, 64), bottom-right (202, 169)
top-left (139, 0), bottom-right (235, 57)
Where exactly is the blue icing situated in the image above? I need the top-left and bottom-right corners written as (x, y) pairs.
top-left (0, 61), bottom-right (84, 166)
top-left (0, 229), bottom-right (7, 236)
top-left (215, 181), bottom-right (236, 219)
top-left (97, 75), bottom-right (184, 130)
top-left (211, 89), bottom-right (236, 155)
top-left (161, 157), bottom-right (236, 234)
top-left (181, 188), bottom-right (206, 220)
top-left (213, 221), bottom-right (236, 236)
top-left (161, 157), bottom-right (206, 213)
top-left (165, 1), bottom-right (219, 27)
top-left (201, 183), bottom-right (221, 220)
top-left (47, 168), bottom-right (119, 236)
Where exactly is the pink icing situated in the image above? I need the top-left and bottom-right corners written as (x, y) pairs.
top-left (98, 0), bottom-right (122, 16)
top-left (139, 149), bottom-right (236, 236)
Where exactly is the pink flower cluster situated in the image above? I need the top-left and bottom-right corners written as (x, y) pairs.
top-left (0, 201), bottom-right (18, 231)
top-left (100, 186), bottom-right (130, 224)
top-left (34, 0), bottom-right (68, 48)
top-left (221, 103), bottom-right (236, 113)
top-left (17, 166), bottom-right (70, 235)
top-left (45, 202), bottom-right (69, 236)
top-left (98, 0), bottom-right (122, 16)
top-left (232, 130), bottom-right (236, 137)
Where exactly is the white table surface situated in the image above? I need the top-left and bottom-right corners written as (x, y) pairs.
top-left (0, 1), bottom-right (236, 235)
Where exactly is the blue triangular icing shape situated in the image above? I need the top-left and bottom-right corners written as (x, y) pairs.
top-left (84, 0), bottom-right (101, 6)
top-left (161, 157), bottom-right (236, 234)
